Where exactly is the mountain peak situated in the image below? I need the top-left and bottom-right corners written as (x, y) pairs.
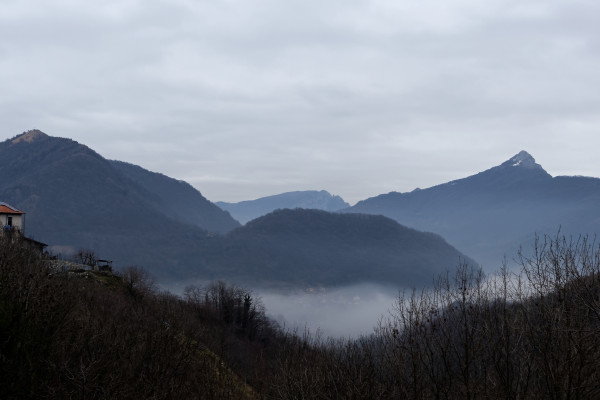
top-left (11, 129), bottom-right (48, 144)
top-left (500, 150), bottom-right (543, 170)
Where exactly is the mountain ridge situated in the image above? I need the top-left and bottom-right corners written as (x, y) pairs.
top-left (217, 190), bottom-right (350, 224)
top-left (202, 208), bottom-right (475, 288)
top-left (0, 129), bottom-right (240, 272)
top-left (0, 129), bottom-right (471, 288)
top-left (345, 151), bottom-right (600, 269)
top-left (110, 160), bottom-right (240, 233)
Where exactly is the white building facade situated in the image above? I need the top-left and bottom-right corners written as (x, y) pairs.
top-left (0, 202), bottom-right (25, 232)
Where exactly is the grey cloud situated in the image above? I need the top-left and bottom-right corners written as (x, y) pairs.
top-left (2, 1), bottom-right (600, 203)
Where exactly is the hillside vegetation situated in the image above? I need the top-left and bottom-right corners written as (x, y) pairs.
top-left (2, 232), bottom-right (600, 399)
top-left (200, 209), bottom-right (473, 288)
top-left (0, 130), bottom-right (471, 288)
top-left (0, 130), bottom-right (239, 274)
top-left (0, 234), bottom-right (269, 399)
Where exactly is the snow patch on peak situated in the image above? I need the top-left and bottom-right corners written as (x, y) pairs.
top-left (501, 150), bottom-right (543, 170)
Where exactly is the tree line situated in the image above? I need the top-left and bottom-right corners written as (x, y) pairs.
top-left (1, 232), bottom-right (600, 398)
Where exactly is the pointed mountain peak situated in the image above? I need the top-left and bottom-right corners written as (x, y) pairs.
top-left (11, 129), bottom-right (48, 144)
top-left (500, 150), bottom-right (544, 170)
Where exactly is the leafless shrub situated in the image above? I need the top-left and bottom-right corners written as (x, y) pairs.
top-left (119, 265), bottom-right (156, 299)
top-left (74, 248), bottom-right (98, 268)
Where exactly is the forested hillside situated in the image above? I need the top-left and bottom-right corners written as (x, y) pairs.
top-left (0, 130), bottom-right (239, 273)
top-left (110, 160), bottom-right (240, 232)
top-left (2, 233), bottom-right (599, 399)
top-left (0, 130), bottom-right (472, 288)
top-left (199, 209), bottom-right (473, 288)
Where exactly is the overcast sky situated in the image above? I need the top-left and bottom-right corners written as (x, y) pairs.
top-left (2, 0), bottom-right (599, 204)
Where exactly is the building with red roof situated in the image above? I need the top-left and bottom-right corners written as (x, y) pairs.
top-left (0, 202), bottom-right (25, 232)
top-left (1, 202), bottom-right (47, 253)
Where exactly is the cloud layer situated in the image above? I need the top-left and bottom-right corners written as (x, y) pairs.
top-left (2, 0), bottom-right (599, 203)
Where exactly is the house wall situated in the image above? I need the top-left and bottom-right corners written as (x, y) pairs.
top-left (1, 214), bottom-right (23, 231)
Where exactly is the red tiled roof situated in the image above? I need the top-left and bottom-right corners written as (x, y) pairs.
top-left (0, 203), bottom-right (24, 214)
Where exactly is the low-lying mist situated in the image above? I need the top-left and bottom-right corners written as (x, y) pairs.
top-left (161, 281), bottom-right (402, 338)
top-left (258, 283), bottom-right (401, 338)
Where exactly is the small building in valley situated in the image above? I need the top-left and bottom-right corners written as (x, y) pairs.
top-left (1, 202), bottom-right (47, 254)
top-left (0, 202), bottom-right (25, 232)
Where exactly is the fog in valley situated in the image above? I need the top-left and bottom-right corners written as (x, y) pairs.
top-left (160, 257), bottom-right (535, 339)
top-left (162, 280), bottom-right (402, 338)
top-left (259, 283), bottom-right (401, 338)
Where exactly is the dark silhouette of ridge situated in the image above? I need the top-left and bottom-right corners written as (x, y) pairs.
top-left (346, 151), bottom-right (600, 269)
top-left (0, 130), bottom-right (472, 288)
top-left (216, 190), bottom-right (350, 224)
top-left (0, 130), bottom-right (239, 273)
top-left (201, 208), bottom-right (475, 288)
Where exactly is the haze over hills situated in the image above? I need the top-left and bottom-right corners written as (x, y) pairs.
top-left (216, 190), bottom-right (350, 224)
top-left (199, 209), bottom-right (473, 288)
top-left (5, 130), bottom-right (597, 285)
top-left (110, 160), bottom-right (240, 232)
top-left (0, 130), bottom-right (470, 288)
top-left (345, 151), bottom-right (600, 269)
top-left (0, 130), bottom-right (239, 270)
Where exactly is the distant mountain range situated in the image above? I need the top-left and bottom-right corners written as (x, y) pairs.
top-left (216, 190), bottom-right (350, 224)
top-left (0, 130), bottom-right (469, 288)
top-left (345, 151), bottom-right (600, 269)
top-left (0, 130), bottom-right (239, 271)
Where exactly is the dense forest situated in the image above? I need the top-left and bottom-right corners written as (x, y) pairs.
top-left (199, 209), bottom-right (473, 288)
top-left (1, 232), bottom-right (600, 399)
